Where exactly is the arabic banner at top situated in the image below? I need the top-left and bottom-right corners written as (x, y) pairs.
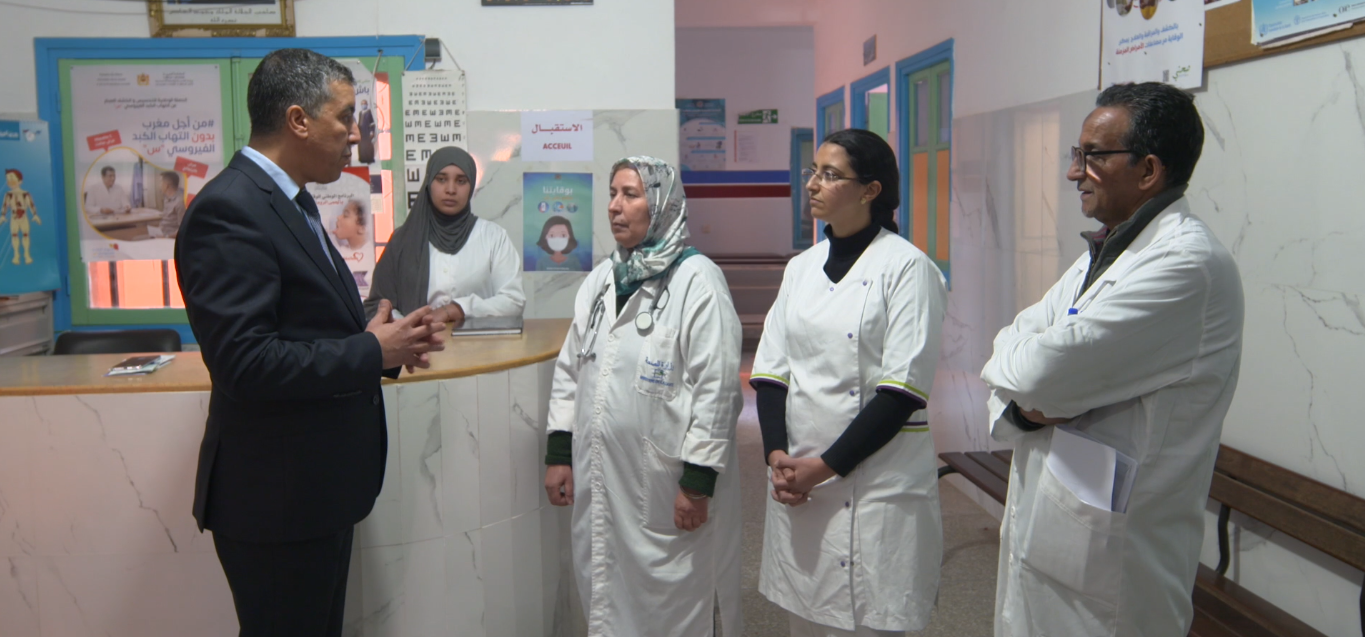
top-left (1101, 0), bottom-right (1205, 90)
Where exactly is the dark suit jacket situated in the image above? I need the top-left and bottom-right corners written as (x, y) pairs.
top-left (175, 152), bottom-right (395, 543)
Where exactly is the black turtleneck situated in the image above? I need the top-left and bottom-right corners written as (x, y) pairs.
top-left (756, 220), bottom-right (924, 476)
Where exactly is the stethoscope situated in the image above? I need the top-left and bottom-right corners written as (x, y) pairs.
top-left (577, 272), bottom-right (674, 360)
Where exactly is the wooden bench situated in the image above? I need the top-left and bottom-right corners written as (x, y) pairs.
top-left (937, 444), bottom-right (1364, 637)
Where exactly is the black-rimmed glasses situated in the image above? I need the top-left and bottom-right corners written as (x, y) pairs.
top-left (801, 168), bottom-right (856, 186)
top-left (1070, 146), bottom-right (1135, 169)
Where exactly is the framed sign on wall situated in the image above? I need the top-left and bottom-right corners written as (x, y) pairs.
top-left (147, 0), bottom-right (295, 38)
top-left (483, 0), bottom-right (592, 5)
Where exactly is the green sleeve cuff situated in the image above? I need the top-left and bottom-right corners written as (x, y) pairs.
top-left (679, 462), bottom-right (718, 498)
top-left (545, 431), bottom-right (572, 466)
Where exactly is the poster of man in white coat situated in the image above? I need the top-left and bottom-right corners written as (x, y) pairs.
top-left (981, 82), bottom-right (1244, 637)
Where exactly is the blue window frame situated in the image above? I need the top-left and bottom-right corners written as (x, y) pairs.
top-left (895, 38), bottom-right (954, 283)
top-left (790, 127), bottom-right (815, 250)
top-left (34, 36), bottom-right (425, 343)
top-left (815, 86), bottom-right (846, 144)
top-left (849, 66), bottom-right (891, 135)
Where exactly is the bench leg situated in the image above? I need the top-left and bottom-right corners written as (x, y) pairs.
top-left (937, 466), bottom-right (959, 479)
top-left (1215, 503), bottom-right (1232, 577)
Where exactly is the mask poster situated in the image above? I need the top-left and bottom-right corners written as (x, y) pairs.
top-left (677, 98), bottom-right (726, 171)
top-left (523, 172), bottom-right (592, 272)
top-left (69, 64), bottom-right (225, 262)
top-left (306, 166), bottom-right (375, 299)
top-left (1101, 0), bottom-right (1205, 89)
top-left (0, 120), bottom-right (60, 294)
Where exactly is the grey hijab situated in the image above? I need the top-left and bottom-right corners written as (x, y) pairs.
top-left (365, 147), bottom-right (478, 318)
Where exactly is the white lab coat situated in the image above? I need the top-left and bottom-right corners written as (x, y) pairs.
top-left (753, 229), bottom-right (947, 632)
top-left (981, 198), bottom-right (1244, 637)
top-left (426, 218), bottom-right (525, 318)
top-left (547, 255), bottom-right (743, 637)
top-left (83, 182), bottom-right (131, 216)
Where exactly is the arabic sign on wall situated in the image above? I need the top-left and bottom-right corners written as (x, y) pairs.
top-left (1102, 0), bottom-right (1205, 89)
top-left (520, 111), bottom-right (594, 162)
top-left (69, 64), bottom-right (225, 262)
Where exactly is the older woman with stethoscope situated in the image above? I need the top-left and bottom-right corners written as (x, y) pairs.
top-left (543, 156), bottom-right (743, 636)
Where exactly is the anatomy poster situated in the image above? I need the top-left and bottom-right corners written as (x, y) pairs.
top-left (0, 120), bottom-right (60, 294)
top-left (69, 64), bottom-right (224, 262)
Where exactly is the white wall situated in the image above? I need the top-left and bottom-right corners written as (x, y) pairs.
top-left (0, 0), bottom-right (675, 116)
top-left (812, 0), bottom-right (1100, 120)
top-left (675, 0), bottom-right (816, 29)
top-left (676, 26), bottom-right (814, 256)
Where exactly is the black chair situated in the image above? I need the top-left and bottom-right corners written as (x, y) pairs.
top-left (52, 329), bottom-right (182, 355)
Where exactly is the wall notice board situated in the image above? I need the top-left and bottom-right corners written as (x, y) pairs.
top-left (1205, 0), bottom-right (1365, 68)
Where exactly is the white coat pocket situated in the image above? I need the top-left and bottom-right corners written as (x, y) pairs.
top-left (639, 437), bottom-right (683, 531)
top-left (1018, 460), bottom-right (1128, 636)
top-left (634, 326), bottom-right (681, 402)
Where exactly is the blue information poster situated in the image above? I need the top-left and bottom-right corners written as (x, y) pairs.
top-left (1252, 0), bottom-right (1365, 44)
top-left (0, 120), bottom-right (60, 294)
top-left (523, 172), bottom-right (593, 272)
top-left (678, 98), bottom-right (727, 171)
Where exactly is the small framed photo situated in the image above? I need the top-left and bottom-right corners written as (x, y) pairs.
top-left (147, 0), bottom-right (295, 38)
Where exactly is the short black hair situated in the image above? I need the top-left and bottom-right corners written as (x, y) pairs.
top-left (100, 166), bottom-right (115, 177)
top-left (247, 48), bottom-right (354, 138)
top-left (536, 215), bottom-right (577, 254)
top-left (343, 199), bottom-right (369, 228)
top-left (160, 171), bottom-right (180, 189)
top-left (1095, 82), bottom-right (1204, 187)
top-left (822, 129), bottom-right (900, 233)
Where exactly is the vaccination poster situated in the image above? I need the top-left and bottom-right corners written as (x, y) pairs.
top-left (523, 172), bottom-right (592, 273)
top-left (69, 64), bottom-right (224, 262)
top-left (677, 98), bottom-right (726, 171)
top-left (0, 120), bottom-right (60, 294)
top-left (1101, 0), bottom-right (1205, 89)
top-left (1251, 0), bottom-right (1365, 44)
top-left (306, 167), bottom-right (375, 299)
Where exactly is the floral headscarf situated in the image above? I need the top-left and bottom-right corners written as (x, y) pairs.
top-left (609, 156), bottom-right (697, 296)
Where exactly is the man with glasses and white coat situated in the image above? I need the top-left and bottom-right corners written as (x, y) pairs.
top-left (981, 82), bottom-right (1244, 636)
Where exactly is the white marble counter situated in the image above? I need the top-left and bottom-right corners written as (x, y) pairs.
top-left (0, 359), bottom-right (577, 637)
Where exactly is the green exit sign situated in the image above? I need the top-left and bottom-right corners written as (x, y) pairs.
top-left (738, 109), bottom-right (779, 124)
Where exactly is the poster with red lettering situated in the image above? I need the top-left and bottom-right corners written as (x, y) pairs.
top-left (520, 111), bottom-right (594, 162)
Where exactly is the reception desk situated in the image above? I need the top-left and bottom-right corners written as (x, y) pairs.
top-left (0, 319), bottom-right (577, 637)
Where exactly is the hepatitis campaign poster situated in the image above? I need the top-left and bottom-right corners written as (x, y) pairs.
top-left (523, 172), bottom-right (592, 272)
top-left (1102, 0), bottom-right (1205, 89)
top-left (306, 167), bottom-right (375, 299)
top-left (69, 64), bottom-right (224, 262)
top-left (0, 119), bottom-right (60, 294)
top-left (678, 98), bottom-right (726, 171)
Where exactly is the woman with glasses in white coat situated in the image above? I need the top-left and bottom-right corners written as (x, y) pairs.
top-left (753, 129), bottom-right (947, 637)
top-left (543, 156), bottom-right (743, 636)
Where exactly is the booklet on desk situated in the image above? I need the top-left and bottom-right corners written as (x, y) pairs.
top-left (106, 354), bottom-right (176, 377)
top-left (450, 316), bottom-right (523, 337)
top-left (1045, 425), bottom-right (1138, 514)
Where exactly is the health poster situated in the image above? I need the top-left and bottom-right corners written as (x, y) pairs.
top-left (1252, 0), bottom-right (1365, 44)
top-left (306, 167), bottom-right (376, 299)
top-left (69, 64), bottom-right (224, 262)
top-left (678, 98), bottom-right (726, 171)
top-left (523, 172), bottom-right (592, 272)
top-left (1102, 0), bottom-right (1205, 89)
top-left (340, 59), bottom-right (378, 167)
top-left (0, 120), bottom-right (60, 294)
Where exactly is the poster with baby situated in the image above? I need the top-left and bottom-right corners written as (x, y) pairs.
top-left (523, 172), bottom-right (592, 272)
top-left (306, 166), bottom-right (375, 299)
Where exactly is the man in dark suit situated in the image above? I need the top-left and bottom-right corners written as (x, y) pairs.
top-left (175, 48), bottom-right (444, 637)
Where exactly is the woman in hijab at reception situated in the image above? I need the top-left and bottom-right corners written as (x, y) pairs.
top-left (365, 146), bottom-right (524, 322)
top-left (753, 129), bottom-right (947, 637)
top-left (542, 156), bottom-right (744, 636)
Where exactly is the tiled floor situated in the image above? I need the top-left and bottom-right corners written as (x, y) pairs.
top-left (734, 363), bottom-right (1001, 637)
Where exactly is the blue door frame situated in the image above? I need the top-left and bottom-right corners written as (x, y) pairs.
top-left (849, 66), bottom-right (890, 131)
top-left (790, 127), bottom-right (815, 250)
top-left (815, 86), bottom-right (845, 144)
top-left (33, 36), bottom-right (425, 343)
top-left (894, 39), bottom-right (954, 239)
